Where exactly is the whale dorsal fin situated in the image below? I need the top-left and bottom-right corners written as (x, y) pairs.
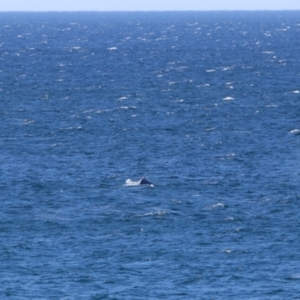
top-left (139, 176), bottom-right (154, 185)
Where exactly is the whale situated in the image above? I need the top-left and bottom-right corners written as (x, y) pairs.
top-left (139, 176), bottom-right (154, 185)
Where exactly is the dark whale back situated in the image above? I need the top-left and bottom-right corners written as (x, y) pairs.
top-left (139, 176), bottom-right (154, 185)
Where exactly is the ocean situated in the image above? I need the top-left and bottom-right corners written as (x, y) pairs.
top-left (1, 11), bottom-right (300, 299)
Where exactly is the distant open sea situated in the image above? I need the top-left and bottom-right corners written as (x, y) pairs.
top-left (1, 11), bottom-right (300, 299)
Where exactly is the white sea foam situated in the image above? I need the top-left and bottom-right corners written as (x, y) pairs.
top-left (125, 179), bottom-right (140, 186)
top-left (107, 47), bottom-right (117, 50)
top-left (263, 32), bottom-right (272, 37)
top-left (223, 97), bottom-right (234, 101)
top-left (226, 153), bottom-right (235, 157)
top-left (221, 249), bottom-right (233, 253)
top-left (118, 106), bottom-right (136, 110)
top-left (82, 109), bottom-right (94, 114)
top-left (292, 90), bottom-right (300, 94)
top-left (59, 126), bottom-right (73, 130)
top-left (212, 203), bottom-right (225, 208)
top-left (138, 210), bottom-right (168, 217)
top-left (290, 129), bottom-right (300, 135)
top-left (137, 212), bottom-right (154, 217)
top-left (23, 120), bottom-right (35, 125)
top-left (205, 127), bottom-right (215, 131)
top-left (204, 181), bottom-right (219, 185)
top-left (49, 143), bottom-right (61, 147)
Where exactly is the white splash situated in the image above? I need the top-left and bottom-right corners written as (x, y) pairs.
top-left (125, 179), bottom-right (140, 186)
top-left (223, 97), bottom-right (234, 101)
top-left (221, 249), bottom-right (233, 253)
top-left (290, 129), bottom-right (300, 135)
top-left (118, 96), bottom-right (128, 100)
top-left (212, 203), bottom-right (225, 208)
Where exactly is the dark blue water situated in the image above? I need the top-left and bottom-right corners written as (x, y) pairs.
top-left (1, 11), bottom-right (300, 299)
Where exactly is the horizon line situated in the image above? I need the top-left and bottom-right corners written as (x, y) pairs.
top-left (0, 9), bottom-right (300, 13)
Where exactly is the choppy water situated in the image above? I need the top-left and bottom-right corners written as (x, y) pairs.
top-left (1, 11), bottom-right (300, 299)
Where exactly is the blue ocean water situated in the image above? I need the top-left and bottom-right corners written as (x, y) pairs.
top-left (1, 11), bottom-right (300, 299)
